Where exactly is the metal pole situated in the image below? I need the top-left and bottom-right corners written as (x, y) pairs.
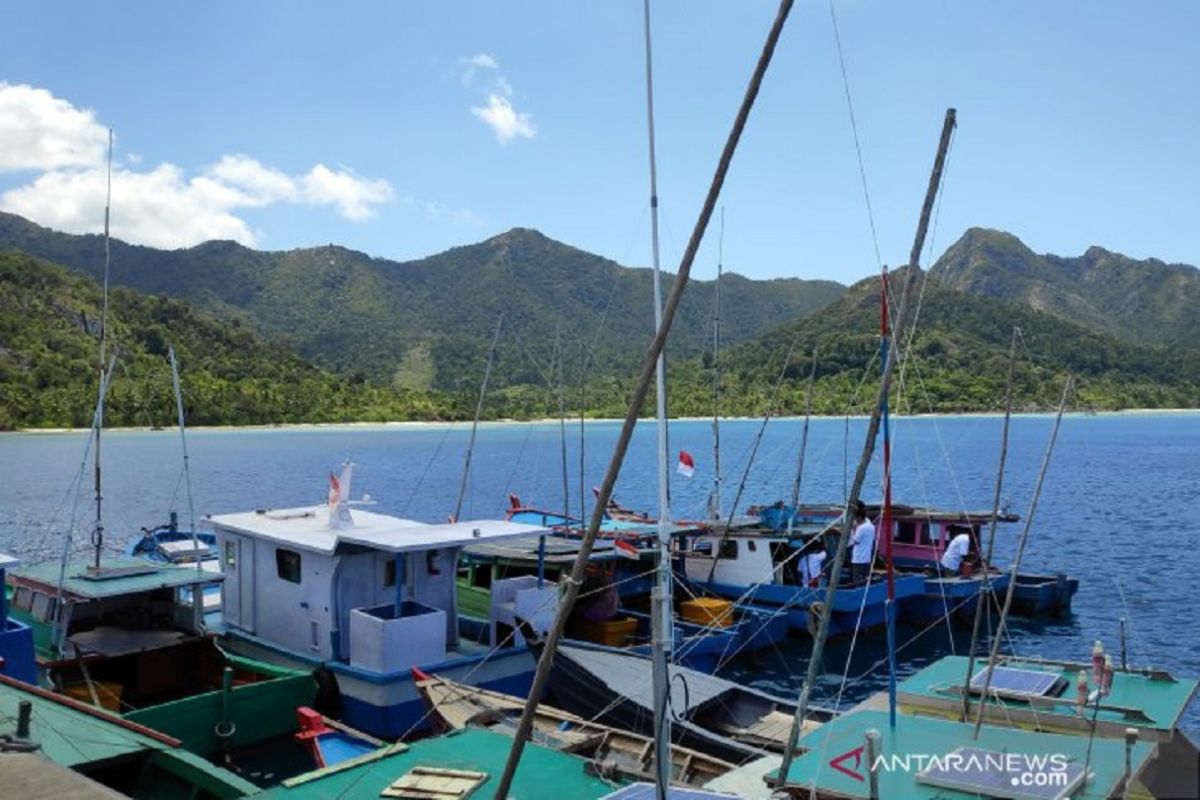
top-left (865, 729), bottom-right (881, 800)
top-left (1119, 618), bottom-right (1128, 671)
top-left (453, 314), bottom-right (504, 522)
top-left (92, 129), bottom-right (114, 574)
top-left (973, 377), bottom-right (1072, 739)
top-left (494, 3), bottom-right (795, 793)
top-left (880, 266), bottom-right (897, 728)
top-left (776, 108), bottom-right (957, 786)
top-left (168, 345), bottom-right (200, 573)
top-left (786, 346), bottom-right (819, 538)
top-left (709, 208), bottom-right (724, 521)
top-left (642, 1), bottom-right (673, 792)
top-left (961, 328), bottom-right (1017, 721)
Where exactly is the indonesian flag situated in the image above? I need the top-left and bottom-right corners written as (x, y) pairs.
top-left (327, 462), bottom-right (354, 528)
top-left (677, 450), bottom-right (695, 479)
top-left (328, 472), bottom-right (341, 513)
top-left (614, 538), bottom-right (641, 560)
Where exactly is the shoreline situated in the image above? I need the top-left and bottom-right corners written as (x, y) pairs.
top-left (7, 407), bottom-right (1199, 435)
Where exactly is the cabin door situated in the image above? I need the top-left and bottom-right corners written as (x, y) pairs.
top-left (222, 535), bottom-right (256, 632)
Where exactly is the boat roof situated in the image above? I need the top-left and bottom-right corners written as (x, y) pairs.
top-left (559, 644), bottom-right (738, 713)
top-left (11, 557), bottom-right (223, 599)
top-left (463, 534), bottom-right (621, 564)
top-left (601, 784), bottom-right (736, 799)
top-left (0, 552), bottom-right (20, 571)
top-left (898, 654), bottom-right (1198, 735)
top-left (254, 727), bottom-right (613, 799)
top-left (209, 506), bottom-right (550, 555)
top-left (774, 707), bottom-right (1155, 798)
top-left (0, 673), bottom-right (257, 794)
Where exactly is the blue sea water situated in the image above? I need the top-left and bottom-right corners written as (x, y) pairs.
top-left (1, 412), bottom-right (1196, 734)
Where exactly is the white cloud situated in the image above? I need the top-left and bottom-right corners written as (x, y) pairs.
top-left (0, 85), bottom-right (396, 248)
top-left (471, 94), bottom-right (536, 145)
top-left (0, 82), bottom-right (109, 171)
top-left (457, 54), bottom-right (535, 144)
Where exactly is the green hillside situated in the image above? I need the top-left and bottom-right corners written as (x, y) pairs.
top-left (675, 269), bottom-right (1200, 416)
top-left (931, 227), bottom-right (1200, 350)
top-left (0, 213), bottom-right (845, 392)
top-left (0, 251), bottom-right (461, 430)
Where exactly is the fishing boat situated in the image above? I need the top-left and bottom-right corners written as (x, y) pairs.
top-left (679, 523), bottom-right (927, 637)
top-left (0, 670), bottom-right (259, 799)
top-left (538, 641), bottom-right (836, 765)
top-left (208, 471), bottom-right (554, 740)
top-left (755, 501), bottom-right (1077, 618)
top-left (251, 727), bottom-right (619, 800)
top-left (414, 669), bottom-right (734, 787)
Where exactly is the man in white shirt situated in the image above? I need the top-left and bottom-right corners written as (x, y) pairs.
top-left (849, 504), bottom-right (876, 585)
top-left (940, 528), bottom-right (973, 575)
top-left (798, 547), bottom-right (827, 588)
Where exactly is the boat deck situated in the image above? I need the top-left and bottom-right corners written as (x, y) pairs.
top-left (897, 654), bottom-right (1198, 740)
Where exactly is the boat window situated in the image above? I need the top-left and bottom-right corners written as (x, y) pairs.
top-left (472, 566), bottom-right (492, 589)
top-left (746, 540), bottom-right (757, 552)
top-left (13, 586), bottom-right (31, 610)
top-left (310, 620), bottom-right (320, 650)
top-left (896, 521), bottom-right (923, 544)
top-left (224, 541), bottom-right (237, 567)
top-left (692, 539), bottom-right (713, 555)
top-left (719, 540), bottom-right (738, 559)
top-left (276, 548), bottom-right (302, 584)
top-left (384, 559), bottom-right (397, 587)
top-left (31, 592), bottom-right (57, 622)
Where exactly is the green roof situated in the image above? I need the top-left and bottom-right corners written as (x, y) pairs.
top-left (255, 728), bottom-right (618, 799)
top-left (11, 557), bottom-right (221, 600)
top-left (776, 708), bottom-right (1155, 799)
top-left (0, 674), bottom-right (256, 797)
top-left (898, 655), bottom-right (1197, 735)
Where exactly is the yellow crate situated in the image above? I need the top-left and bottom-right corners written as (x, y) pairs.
top-left (680, 598), bottom-right (734, 628)
top-left (576, 616), bottom-right (638, 647)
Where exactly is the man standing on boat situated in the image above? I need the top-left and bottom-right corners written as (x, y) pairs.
top-left (849, 503), bottom-right (875, 585)
top-left (938, 526), bottom-right (973, 576)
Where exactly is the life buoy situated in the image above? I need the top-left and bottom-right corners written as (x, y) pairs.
top-left (807, 602), bottom-right (825, 639)
top-left (313, 664), bottom-right (342, 717)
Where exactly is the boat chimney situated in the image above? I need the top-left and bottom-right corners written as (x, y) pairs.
top-left (1123, 727), bottom-right (1138, 785)
top-left (16, 700), bottom-right (31, 739)
top-left (1091, 640), bottom-right (1105, 685)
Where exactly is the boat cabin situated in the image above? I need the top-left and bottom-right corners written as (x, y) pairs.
top-left (209, 506), bottom-right (550, 672)
top-left (881, 506), bottom-right (1018, 570)
top-left (682, 523), bottom-right (834, 588)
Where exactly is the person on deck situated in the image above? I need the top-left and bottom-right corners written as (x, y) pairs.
top-left (799, 546), bottom-right (827, 588)
top-left (850, 504), bottom-right (875, 585)
top-left (939, 527), bottom-right (973, 575)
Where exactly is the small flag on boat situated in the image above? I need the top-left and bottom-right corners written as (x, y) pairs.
top-left (327, 472), bottom-right (341, 512)
top-left (614, 538), bottom-right (641, 560)
top-left (677, 450), bottom-right (695, 479)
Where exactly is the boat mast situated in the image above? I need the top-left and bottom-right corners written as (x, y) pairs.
top-left (92, 129), bottom-right (114, 574)
top-left (776, 108), bottom-right (956, 784)
top-left (785, 346), bottom-right (818, 538)
top-left (880, 265), bottom-right (897, 727)
top-left (641, 0), bottom-right (673, 793)
top-left (493, 4), bottom-right (794, 794)
top-left (961, 327), bottom-right (1017, 721)
top-left (453, 313), bottom-right (503, 523)
top-left (168, 345), bottom-right (200, 572)
top-left (973, 378), bottom-right (1071, 739)
top-left (708, 209), bottom-right (724, 520)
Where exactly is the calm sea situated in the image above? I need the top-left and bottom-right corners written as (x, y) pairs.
top-left (2, 413), bottom-right (1196, 734)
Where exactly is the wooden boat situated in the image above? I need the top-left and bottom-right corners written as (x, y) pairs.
top-left (537, 640), bottom-right (836, 764)
top-left (413, 670), bottom-right (733, 787)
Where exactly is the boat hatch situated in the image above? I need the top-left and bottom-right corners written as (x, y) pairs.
top-left (380, 766), bottom-right (488, 799)
top-left (75, 564), bottom-right (159, 581)
top-left (916, 746), bottom-right (1085, 799)
top-left (969, 666), bottom-right (1065, 700)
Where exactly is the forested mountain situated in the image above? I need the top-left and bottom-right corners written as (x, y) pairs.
top-left (0, 251), bottom-right (460, 429)
top-left (681, 268), bottom-right (1200, 416)
top-left (0, 213), bottom-right (844, 393)
top-left (931, 228), bottom-right (1200, 351)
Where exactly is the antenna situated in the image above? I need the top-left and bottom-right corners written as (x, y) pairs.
top-left (91, 128), bottom-right (114, 574)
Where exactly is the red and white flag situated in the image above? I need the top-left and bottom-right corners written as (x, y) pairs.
top-left (327, 472), bottom-right (341, 512)
top-left (614, 538), bottom-right (641, 560)
top-left (677, 450), bottom-right (695, 479)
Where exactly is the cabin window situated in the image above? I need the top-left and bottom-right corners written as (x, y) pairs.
top-left (471, 566), bottom-right (493, 589)
top-left (12, 586), bottom-right (31, 610)
top-left (719, 540), bottom-right (738, 560)
top-left (276, 548), bottom-right (302, 584)
top-left (310, 620), bottom-right (320, 650)
top-left (31, 592), bottom-right (57, 623)
top-left (225, 541), bottom-right (237, 567)
top-left (896, 521), bottom-right (932, 546)
top-left (384, 559), bottom-right (397, 587)
top-left (747, 540), bottom-right (757, 552)
top-left (692, 540), bottom-right (713, 555)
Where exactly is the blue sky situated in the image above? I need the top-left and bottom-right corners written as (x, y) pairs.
top-left (1, 1), bottom-right (1196, 285)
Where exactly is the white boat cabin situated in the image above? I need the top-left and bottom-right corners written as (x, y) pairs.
top-left (209, 505), bottom-right (550, 672)
top-left (682, 524), bottom-right (834, 588)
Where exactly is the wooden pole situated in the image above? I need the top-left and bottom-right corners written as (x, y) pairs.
top-left (493, 3), bottom-right (795, 795)
top-left (453, 314), bottom-right (503, 522)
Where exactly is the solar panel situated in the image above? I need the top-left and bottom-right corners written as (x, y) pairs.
top-left (969, 666), bottom-right (1064, 700)
top-left (916, 746), bottom-right (1086, 800)
top-left (600, 783), bottom-right (736, 800)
